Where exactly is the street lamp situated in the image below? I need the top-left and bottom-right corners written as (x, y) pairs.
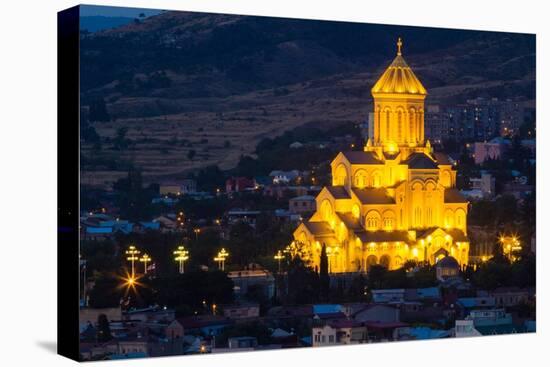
top-left (139, 253), bottom-right (151, 274)
top-left (214, 248), bottom-right (229, 271)
top-left (194, 228), bottom-right (201, 241)
top-left (274, 250), bottom-right (284, 273)
top-left (174, 246), bottom-right (189, 274)
top-left (125, 245), bottom-right (140, 277)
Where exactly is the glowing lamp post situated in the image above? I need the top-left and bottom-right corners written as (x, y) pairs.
top-left (274, 250), bottom-right (285, 273)
top-left (174, 246), bottom-right (189, 274)
top-left (194, 228), bottom-right (201, 241)
top-left (214, 248), bottom-right (229, 271)
top-left (139, 253), bottom-right (151, 274)
top-left (125, 245), bottom-right (141, 277)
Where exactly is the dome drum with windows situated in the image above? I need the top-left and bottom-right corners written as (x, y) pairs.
top-left (291, 38), bottom-right (469, 273)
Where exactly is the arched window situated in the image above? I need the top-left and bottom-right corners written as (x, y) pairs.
top-left (366, 211), bottom-right (381, 231)
top-left (380, 255), bottom-right (391, 269)
top-left (334, 164), bottom-right (348, 186)
top-left (455, 208), bottom-right (466, 229)
top-left (409, 108), bottom-right (416, 142)
top-left (397, 110), bottom-right (403, 142)
top-left (382, 210), bottom-right (395, 231)
top-left (321, 200), bottom-right (333, 222)
top-left (386, 110), bottom-right (391, 141)
top-left (354, 170), bottom-right (368, 188)
top-left (372, 171), bottom-right (382, 188)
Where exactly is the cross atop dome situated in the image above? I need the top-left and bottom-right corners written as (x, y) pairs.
top-left (397, 37), bottom-right (403, 56)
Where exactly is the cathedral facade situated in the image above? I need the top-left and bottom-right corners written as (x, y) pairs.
top-left (291, 39), bottom-right (469, 273)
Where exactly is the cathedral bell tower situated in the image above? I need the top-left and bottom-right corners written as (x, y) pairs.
top-left (369, 38), bottom-right (428, 153)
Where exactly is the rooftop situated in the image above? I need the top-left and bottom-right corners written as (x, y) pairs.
top-left (405, 152), bottom-right (439, 169)
top-left (352, 188), bottom-right (395, 205)
top-left (444, 188), bottom-right (469, 203)
top-left (341, 150), bottom-right (383, 165)
top-left (371, 39), bottom-right (427, 96)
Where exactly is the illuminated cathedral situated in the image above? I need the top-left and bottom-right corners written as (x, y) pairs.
top-left (291, 38), bottom-right (469, 273)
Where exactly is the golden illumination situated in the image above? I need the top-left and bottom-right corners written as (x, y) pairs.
top-left (214, 248), bottom-right (229, 271)
top-left (290, 39), bottom-right (470, 273)
top-left (174, 246), bottom-right (189, 274)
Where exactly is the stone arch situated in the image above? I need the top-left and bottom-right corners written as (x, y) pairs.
top-left (383, 106), bottom-right (392, 141)
top-left (411, 180), bottom-right (424, 191)
top-left (393, 256), bottom-right (403, 268)
top-left (371, 170), bottom-right (382, 188)
top-left (379, 255), bottom-right (391, 269)
top-left (425, 179), bottom-right (437, 191)
top-left (409, 107), bottom-right (417, 143)
top-left (320, 199), bottom-right (333, 222)
top-left (382, 210), bottom-right (396, 230)
top-left (365, 210), bottom-right (381, 231)
top-left (354, 169), bottom-right (368, 188)
top-left (375, 105), bottom-right (381, 142)
top-left (455, 208), bottom-right (466, 229)
top-left (396, 106), bottom-right (405, 143)
top-left (366, 255), bottom-right (378, 271)
top-left (334, 164), bottom-right (348, 186)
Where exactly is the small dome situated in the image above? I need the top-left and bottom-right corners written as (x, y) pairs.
top-left (436, 256), bottom-right (459, 269)
top-left (371, 38), bottom-right (427, 96)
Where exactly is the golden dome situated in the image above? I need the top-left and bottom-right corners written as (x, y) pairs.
top-left (371, 38), bottom-right (427, 96)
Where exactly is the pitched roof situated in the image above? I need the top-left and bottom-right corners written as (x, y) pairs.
top-left (445, 228), bottom-right (469, 242)
top-left (352, 188), bottom-right (395, 205)
top-left (303, 221), bottom-right (334, 236)
top-left (371, 52), bottom-right (427, 96)
top-left (341, 151), bottom-right (383, 165)
top-left (405, 153), bottom-right (439, 169)
top-left (355, 230), bottom-right (411, 243)
top-left (336, 212), bottom-right (363, 230)
top-left (444, 188), bottom-right (469, 203)
top-left (326, 186), bottom-right (351, 200)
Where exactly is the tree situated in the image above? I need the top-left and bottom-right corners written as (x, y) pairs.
top-left (88, 273), bottom-right (121, 308)
top-left (367, 265), bottom-right (387, 289)
top-left (96, 314), bottom-right (112, 343)
top-left (152, 271), bottom-right (234, 313)
top-left (319, 244), bottom-right (329, 301)
top-left (286, 257), bottom-right (319, 304)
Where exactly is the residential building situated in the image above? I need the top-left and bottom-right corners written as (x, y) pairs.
top-left (222, 303), bottom-right (260, 319)
top-left (473, 137), bottom-right (511, 164)
top-left (226, 177), bottom-right (255, 193)
top-left (312, 320), bottom-right (367, 347)
top-left (289, 195), bottom-right (316, 214)
top-left (227, 264), bottom-right (275, 300)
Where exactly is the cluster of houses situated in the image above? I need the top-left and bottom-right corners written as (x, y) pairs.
top-left (79, 283), bottom-right (534, 360)
top-left (80, 213), bottom-right (161, 241)
top-left (79, 256), bottom-right (534, 360)
top-left (310, 284), bottom-right (535, 347)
